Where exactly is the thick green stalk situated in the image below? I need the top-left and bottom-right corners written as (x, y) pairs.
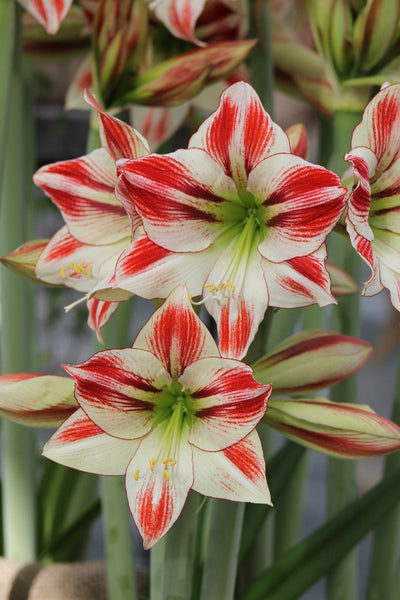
top-left (199, 499), bottom-right (245, 600)
top-left (325, 108), bottom-right (364, 600)
top-left (150, 536), bottom-right (167, 600)
top-left (160, 491), bottom-right (199, 599)
top-left (101, 476), bottom-right (137, 600)
top-left (0, 3), bottom-right (36, 561)
top-left (0, 0), bottom-right (15, 182)
top-left (89, 108), bottom-right (137, 596)
top-left (97, 299), bottom-right (137, 600)
top-left (367, 364), bottom-right (400, 599)
top-left (249, 0), bottom-right (274, 116)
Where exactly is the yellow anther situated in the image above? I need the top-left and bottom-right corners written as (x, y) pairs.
top-left (88, 265), bottom-right (93, 278)
top-left (221, 282), bottom-right (235, 292)
top-left (164, 469), bottom-right (170, 481)
top-left (204, 283), bottom-right (218, 292)
top-left (163, 457), bottom-right (173, 465)
top-left (60, 266), bottom-right (66, 279)
top-left (134, 469), bottom-right (139, 481)
top-left (149, 458), bottom-right (156, 471)
top-left (170, 460), bottom-right (177, 467)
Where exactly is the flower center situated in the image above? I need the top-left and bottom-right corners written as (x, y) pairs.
top-left (132, 381), bottom-right (194, 482)
top-left (204, 202), bottom-right (265, 304)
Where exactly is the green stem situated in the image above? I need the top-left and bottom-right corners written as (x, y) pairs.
top-left (101, 476), bottom-right (137, 600)
top-left (249, 0), bottom-right (274, 115)
top-left (0, 0), bottom-right (15, 183)
top-left (150, 535), bottom-right (166, 600)
top-left (325, 108), bottom-right (364, 600)
top-left (86, 106), bottom-right (138, 599)
top-left (96, 300), bottom-right (137, 600)
top-left (161, 491), bottom-right (199, 599)
top-left (199, 500), bottom-right (245, 600)
top-left (0, 3), bottom-right (36, 561)
top-left (367, 365), bottom-right (400, 599)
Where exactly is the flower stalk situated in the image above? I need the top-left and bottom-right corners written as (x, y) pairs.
top-left (326, 107), bottom-right (364, 600)
top-left (0, 2), bottom-right (36, 561)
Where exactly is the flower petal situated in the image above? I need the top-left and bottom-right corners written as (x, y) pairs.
top-left (37, 226), bottom-right (128, 292)
top-left (93, 227), bottom-right (220, 302)
top-left (345, 146), bottom-right (377, 241)
top-left (117, 148), bottom-right (236, 252)
top-left (84, 90), bottom-right (150, 161)
top-left (87, 298), bottom-right (120, 343)
top-left (0, 373), bottom-right (76, 428)
top-left (180, 357), bottom-right (271, 451)
top-left (192, 430), bottom-right (271, 504)
top-left (134, 284), bottom-right (219, 378)
top-left (65, 348), bottom-right (171, 439)
top-left (147, 0), bottom-right (207, 44)
top-left (252, 154), bottom-right (346, 262)
top-left (262, 245), bottom-right (335, 308)
top-left (130, 103), bottom-right (189, 150)
top-left (126, 423), bottom-right (193, 548)
top-left (189, 81), bottom-right (290, 188)
top-left (351, 83), bottom-right (400, 175)
top-left (203, 244), bottom-right (269, 359)
top-left (252, 329), bottom-right (373, 394)
top-left (43, 408), bottom-right (138, 474)
top-left (19, 0), bottom-right (72, 34)
top-left (34, 150), bottom-right (130, 246)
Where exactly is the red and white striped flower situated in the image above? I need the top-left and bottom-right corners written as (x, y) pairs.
top-left (147, 0), bottom-right (245, 45)
top-left (18, 0), bottom-right (73, 34)
top-left (345, 83), bottom-right (400, 311)
top-left (34, 90), bottom-right (149, 339)
top-left (43, 285), bottom-right (272, 548)
top-left (102, 82), bottom-right (346, 359)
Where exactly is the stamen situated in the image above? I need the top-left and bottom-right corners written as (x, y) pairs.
top-left (149, 458), bottom-right (156, 471)
top-left (164, 469), bottom-right (170, 481)
top-left (64, 294), bottom-right (89, 313)
top-left (134, 469), bottom-right (139, 481)
top-left (60, 266), bottom-right (66, 279)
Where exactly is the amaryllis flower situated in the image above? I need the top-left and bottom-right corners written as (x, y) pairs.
top-left (34, 90), bottom-right (149, 338)
top-left (43, 285), bottom-right (272, 548)
top-left (345, 83), bottom-right (400, 311)
top-left (18, 0), bottom-right (73, 34)
top-left (147, 0), bottom-right (246, 46)
top-left (99, 81), bottom-right (346, 359)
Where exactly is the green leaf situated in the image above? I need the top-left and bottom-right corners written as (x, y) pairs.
top-left (238, 465), bottom-right (400, 600)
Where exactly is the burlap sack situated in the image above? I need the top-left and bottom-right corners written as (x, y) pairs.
top-left (0, 559), bottom-right (107, 600)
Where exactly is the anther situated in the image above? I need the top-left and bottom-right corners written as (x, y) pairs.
top-left (60, 266), bottom-right (66, 279)
top-left (134, 469), bottom-right (139, 481)
top-left (164, 469), bottom-right (170, 481)
top-left (149, 458), bottom-right (156, 471)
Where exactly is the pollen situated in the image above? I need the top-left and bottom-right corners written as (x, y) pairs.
top-left (59, 262), bottom-right (93, 280)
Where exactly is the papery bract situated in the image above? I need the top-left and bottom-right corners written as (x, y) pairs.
top-left (345, 83), bottom-right (400, 311)
top-left (102, 81), bottom-right (346, 359)
top-left (43, 284), bottom-right (271, 548)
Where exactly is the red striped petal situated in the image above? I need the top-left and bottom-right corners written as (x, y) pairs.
top-left (189, 81), bottom-right (290, 188)
top-left (19, 0), bottom-right (72, 34)
top-left (134, 284), bottom-right (219, 378)
top-left (65, 348), bottom-right (171, 439)
top-left (84, 90), bottom-right (150, 161)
